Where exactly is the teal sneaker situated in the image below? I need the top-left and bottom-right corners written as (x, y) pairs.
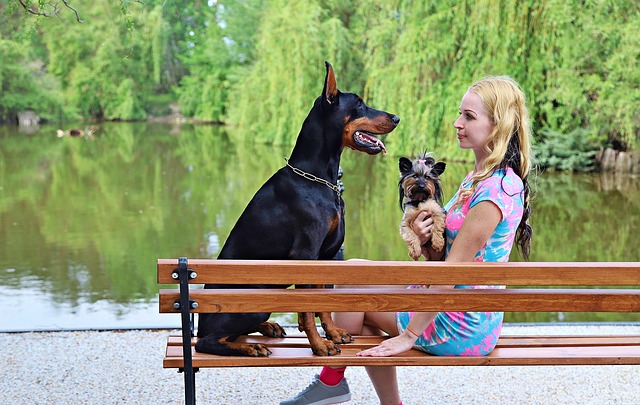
top-left (279, 374), bottom-right (351, 405)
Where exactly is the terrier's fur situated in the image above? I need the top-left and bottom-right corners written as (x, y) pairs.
top-left (399, 153), bottom-right (447, 260)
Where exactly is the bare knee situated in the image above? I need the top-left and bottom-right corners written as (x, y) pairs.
top-left (332, 311), bottom-right (365, 335)
top-left (364, 311), bottom-right (400, 337)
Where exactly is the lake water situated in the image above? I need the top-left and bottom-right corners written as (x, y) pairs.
top-left (1, 122), bottom-right (639, 331)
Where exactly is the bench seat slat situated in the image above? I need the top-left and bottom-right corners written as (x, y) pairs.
top-left (166, 334), bottom-right (640, 348)
top-left (163, 343), bottom-right (640, 367)
top-left (159, 288), bottom-right (640, 313)
top-left (157, 260), bottom-right (640, 286)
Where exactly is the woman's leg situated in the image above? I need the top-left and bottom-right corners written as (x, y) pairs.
top-left (332, 310), bottom-right (366, 335)
top-left (366, 366), bottom-right (400, 405)
top-left (280, 286), bottom-right (404, 405)
top-left (332, 284), bottom-right (400, 334)
top-left (330, 309), bottom-right (402, 404)
top-left (320, 285), bottom-right (375, 388)
top-left (330, 287), bottom-right (404, 395)
top-left (313, 284), bottom-right (378, 392)
top-left (362, 310), bottom-right (402, 405)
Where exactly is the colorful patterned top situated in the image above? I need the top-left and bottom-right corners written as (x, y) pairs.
top-left (444, 167), bottom-right (524, 263)
top-left (396, 167), bottom-right (524, 356)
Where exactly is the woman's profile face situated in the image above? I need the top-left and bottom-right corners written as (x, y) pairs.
top-left (454, 91), bottom-right (495, 155)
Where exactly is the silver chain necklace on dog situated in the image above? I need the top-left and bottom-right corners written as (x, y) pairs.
top-left (284, 157), bottom-right (342, 197)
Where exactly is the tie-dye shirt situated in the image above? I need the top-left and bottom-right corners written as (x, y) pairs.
top-left (444, 167), bottom-right (524, 263)
top-left (396, 167), bottom-right (524, 356)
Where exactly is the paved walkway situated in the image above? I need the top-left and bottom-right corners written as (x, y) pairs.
top-left (1, 324), bottom-right (639, 404)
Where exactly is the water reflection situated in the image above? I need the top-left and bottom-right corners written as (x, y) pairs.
top-left (0, 123), bottom-right (638, 330)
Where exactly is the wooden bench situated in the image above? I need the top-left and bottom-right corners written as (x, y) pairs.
top-left (158, 258), bottom-right (640, 405)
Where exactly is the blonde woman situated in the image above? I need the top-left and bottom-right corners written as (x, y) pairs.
top-left (281, 76), bottom-right (533, 405)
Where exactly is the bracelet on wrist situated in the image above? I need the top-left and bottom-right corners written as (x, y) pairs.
top-left (406, 325), bottom-right (421, 338)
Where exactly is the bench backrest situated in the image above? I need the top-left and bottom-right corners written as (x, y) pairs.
top-left (158, 259), bottom-right (640, 314)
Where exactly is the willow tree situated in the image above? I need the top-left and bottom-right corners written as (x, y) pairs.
top-left (226, 0), bottom-right (551, 157)
top-left (536, 0), bottom-right (640, 150)
top-left (361, 0), bottom-right (639, 154)
top-left (224, 0), bottom-right (639, 157)
top-left (355, 1), bottom-right (553, 160)
top-left (36, 1), bottom-right (169, 120)
top-left (175, 0), bottom-right (268, 123)
top-left (174, 4), bottom-right (229, 122)
top-left (225, 0), bottom-right (361, 145)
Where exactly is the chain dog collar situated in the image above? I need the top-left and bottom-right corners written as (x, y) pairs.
top-left (284, 157), bottom-right (341, 196)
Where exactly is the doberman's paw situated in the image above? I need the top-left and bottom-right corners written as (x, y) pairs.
top-left (241, 343), bottom-right (272, 357)
top-left (195, 337), bottom-right (272, 357)
top-left (311, 340), bottom-right (342, 356)
top-left (322, 324), bottom-right (354, 344)
top-left (257, 321), bottom-right (287, 338)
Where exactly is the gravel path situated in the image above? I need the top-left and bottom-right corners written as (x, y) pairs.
top-left (1, 324), bottom-right (638, 404)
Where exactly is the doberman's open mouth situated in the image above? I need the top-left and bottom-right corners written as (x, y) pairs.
top-left (354, 130), bottom-right (387, 154)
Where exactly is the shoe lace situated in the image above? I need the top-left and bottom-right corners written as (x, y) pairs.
top-left (298, 376), bottom-right (322, 395)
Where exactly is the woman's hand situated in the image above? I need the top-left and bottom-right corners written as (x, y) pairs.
top-left (412, 211), bottom-right (434, 245)
top-left (355, 332), bottom-right (416, 357)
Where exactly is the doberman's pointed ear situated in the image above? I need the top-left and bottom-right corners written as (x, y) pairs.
top-left (399, 157), bottom-right (413, 175)
top-left (323, 61), bottom-right (338, 106)
top-left (433, 162), bottom-right (447, 176)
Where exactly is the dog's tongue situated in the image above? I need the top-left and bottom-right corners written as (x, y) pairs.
top-left (363, 132), bottom-right (386, 153)
top-left (378, 139), bottom-right (387, 153)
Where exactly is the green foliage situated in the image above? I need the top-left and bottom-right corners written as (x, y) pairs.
top-left (174, 4), bottom-right (231, 122)
top-left (145, 93), bottom-right (174, 117)
top-left (142, 6), bottom-right (170, 86)
top-left (534, 128), bottom-right (600, 172)
top-left (225, 0), bottom-right (361, 145)
top-left (0, 38), bottom-right (66, 121)
top-left (224, 0), bottom-right (639, 156)
top-left (537, 0), bottom-right (640, 150)
top-left (2, 0), bottom-right (639, 155)
top-left (104, 78), bottom-right (146, 120)
top-left (173, 1), bottom-right (270, 122)
top-left (8, 0), bottom-right (171, 121)
top-left (66, 64), bottom-right (102, 118)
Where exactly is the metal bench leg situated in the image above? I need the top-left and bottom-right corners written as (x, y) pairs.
top-left (177, 257), bottom-right (196, 405)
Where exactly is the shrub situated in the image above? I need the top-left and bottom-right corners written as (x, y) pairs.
top-left (534, 128), bottom-right (600, 172)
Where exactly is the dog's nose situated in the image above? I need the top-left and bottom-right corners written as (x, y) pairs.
top-left (392, 115), bottom-right (400, 126)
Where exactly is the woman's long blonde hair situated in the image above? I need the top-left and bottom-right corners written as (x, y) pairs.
top-left (457, 75), bottom-right (533, 259)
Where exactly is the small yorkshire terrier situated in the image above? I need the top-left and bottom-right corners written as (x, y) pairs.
top-left (399, 153), bottom-right (447, 260)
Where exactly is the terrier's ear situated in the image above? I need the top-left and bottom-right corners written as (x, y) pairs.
top-left (433, 162), bottom-right (447, 176)
top-left (323, 61), bottom-right (338, 106)
top-left (399, 157), bottom-right (413, 175)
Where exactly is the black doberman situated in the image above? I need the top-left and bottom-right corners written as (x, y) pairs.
top-left (195, 62), bottom-right (400, 357)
